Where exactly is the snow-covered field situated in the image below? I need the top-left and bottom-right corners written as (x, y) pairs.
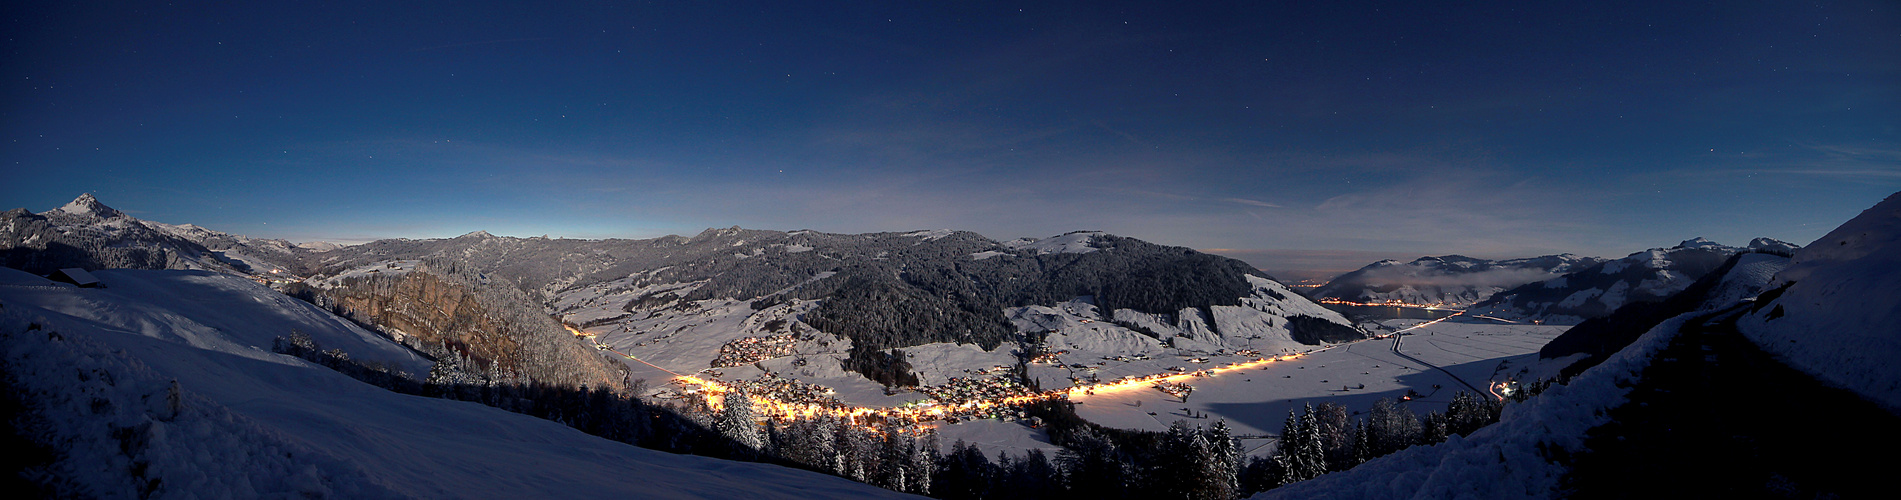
top-left (1072, 317), bottom-right (1569, 438)
top-left (560, 271), bottom-right (1362, 414)
top-left (0, 267), bottom-right (908, 499)
top-left (1251, 314), bottom-right (1695, 499)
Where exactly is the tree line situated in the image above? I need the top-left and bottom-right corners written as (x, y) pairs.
top-left (1246, 393), bottom-right (1504, 493)
top-left (278, 328), bottom-right (1522, 500)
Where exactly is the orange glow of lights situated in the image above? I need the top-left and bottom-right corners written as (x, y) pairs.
top-left (592, 312), bottom-right (1467, 429)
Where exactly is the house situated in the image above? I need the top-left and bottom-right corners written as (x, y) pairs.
top-left (49, 268), bottom-right (101, 288)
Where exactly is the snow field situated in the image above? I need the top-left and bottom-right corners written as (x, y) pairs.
top-left (0, 267), bottom-right (911, 499)
top-left (0, 268), bottom-right (430, 376)
top-left (1250, 314), bottom-right (1699, 499)
top-left (1073, 318), bottom-right (1567, 439)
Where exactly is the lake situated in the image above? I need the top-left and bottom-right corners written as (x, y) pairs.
top-left (1321, 303), bottom-right (1463, 321)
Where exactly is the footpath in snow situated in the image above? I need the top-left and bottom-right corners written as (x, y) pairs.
top-left (1564, 312), bottom-right (1899, 498)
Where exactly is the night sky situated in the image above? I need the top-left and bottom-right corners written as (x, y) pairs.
top-left (4, 1), bottom-right (1896, 277)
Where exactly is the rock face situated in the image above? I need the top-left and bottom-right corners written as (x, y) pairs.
top-left (1310, 254), bottom-right (1601, 307)
top-left (307, 261), bottom-right (628, 390)
top-left (1468, 237), bottom-right (1800, 324)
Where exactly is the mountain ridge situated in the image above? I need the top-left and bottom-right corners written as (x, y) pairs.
top-left (7, 194), bottom-right (1365, 390)
top-left (1310, 253), bottom-right (1603, 307)
top-left (1465, 237), bottom-right (1799, 324)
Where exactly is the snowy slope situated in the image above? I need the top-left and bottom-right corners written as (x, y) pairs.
top-left (1, 194), bottom-right (310, 278)
top-left (1251, 314), bottom-right (1699, 499)
top-left (0, 267), bottom-right (428, 375)
top-left (1736, 191), bottom-right (1901, 411)
top-left (1312, 254), bottom-right (1600, 307)
top-left (1701, 253), bottom-right (1790, 309)
top-left (0, 268), bottom-right (907, 499)
top-left (1526, 250), bottom-right (1792, 381)
top-left (145, 220), bottom-right (309, 276)
top-left (1001, 231), bottom-right (1105, 254)
top-left (1468, 238), bottom-right (1795, 324)
top-left (534, 230), bottom-right (1365, 413)
top-left (1073, 317), bottom-right (1568, 437)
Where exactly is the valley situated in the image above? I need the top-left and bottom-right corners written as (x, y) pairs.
top-left (10, 2), bottom-right (1891, 498)
top-left (3, 192), bottom-right (1894, 500)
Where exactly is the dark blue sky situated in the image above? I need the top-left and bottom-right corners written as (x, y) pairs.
top-left (5, 1), bottom-right (1897, 275)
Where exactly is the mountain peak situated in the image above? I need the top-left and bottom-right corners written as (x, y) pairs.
top-left (1747, 237), bottom-right (1800, 254)
top-left (53, 193), bottom-right (122, 219)
top-left (1677, 237), bottom-right (1723, 249)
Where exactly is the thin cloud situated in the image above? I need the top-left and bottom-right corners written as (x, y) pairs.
top-left (1763, 168), bottom-right (1901, 179)
top-left (1221, 198), bottom-right (1282, 208)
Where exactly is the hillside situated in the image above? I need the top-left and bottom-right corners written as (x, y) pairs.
top-left (296, 259), bottom-right (630, 391)
top-left (0, 195), bottom-right (312, 279)
top-left (1466, 237), bottom-right (1797, 324)
top-left (1734, 191), bottom-right (1901, 411)
top-left (0, 267), bottom-right (903, 498)
top-left (1249, 192), bottom-right (1898, 499)
top-left (1530, 251), bottom-right (1791, 379)
top-left (4, 194), bottom-right (1365, 416)
top-left (304, 227), bottom-right (1366, 389)
top-left (1310, 254), bottom-right (1601, 307)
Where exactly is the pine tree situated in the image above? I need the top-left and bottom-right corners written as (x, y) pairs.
top-left (1158, 420), bottom-right (1220, 498)
top-left (1013, 449), bottom-right (1064, 497)
top-left (878, 428), bottom-right (908, 491)
top-left (845, 424), bottom-right (875, 482)
top-left (938, 440), bottom-right (993, 500)
top-left (1274, 410), bottom-right (1300, 486)
top-left (1351, 419), bottom-right (1372, 466)
top-left (1291, 403), bottom-right (1329, 483)
top-left (1189, 428), bottom-right (1228, 500)
top-left (1314, 402), bottom-right (1351, 471)
top-left (913, 429), bottom-right (940, 496)
top-left (1058, 426), bottom-right (1128, 498)
top-left (716, 390), bottom-right (763, 454)
top-left (1368, 397), bottom-right (1422, 455)
top-left (1422, 411), bottom-right (1449, 444)
top-left (1445, 391), bottom-right (1500, 436)
top-left (830, 416), bottom-right (854, 477)
top-left (806, 416), bottom-right (838, 471)
top-left (1208, 420), bottom-right (1242, 498)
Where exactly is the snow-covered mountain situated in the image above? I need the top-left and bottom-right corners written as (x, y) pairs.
top-left (307, 226), bottom-right (1365, 403)
top-left (9, 194), bottom-right (1364, 412)
top-left (1310, 254), bottom-right (1602, 307)
top-left (1465, 237), bottom-right (1798, 324)
top-left (1249, 193), bottom-right (1898, 499)
top-left (0, 194), bottom-right (315, 279)
top-left (1736, 191), bottom-right (1901, 411)
top-left (0, 267), bottom-right (905, 498)
top-left (1531, 250), bottom-right (1792, 380)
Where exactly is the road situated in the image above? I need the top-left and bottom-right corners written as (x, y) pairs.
top-left (1562, 310), bottom-right (1900, 498)
top-left (1386, 315), bottom-right (1489, 397)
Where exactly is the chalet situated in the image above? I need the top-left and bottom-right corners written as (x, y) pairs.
top-left (49, 268), bottom-right (101, 288)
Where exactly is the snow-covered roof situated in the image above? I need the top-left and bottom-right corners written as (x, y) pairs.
top-left (52, 268), bottom-right (100, 287)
